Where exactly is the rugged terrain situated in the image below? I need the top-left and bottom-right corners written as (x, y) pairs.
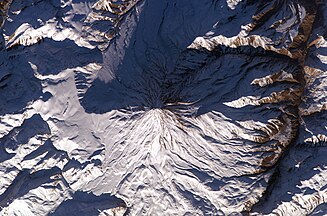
top-left (0, 0), bottom-right (326, 215)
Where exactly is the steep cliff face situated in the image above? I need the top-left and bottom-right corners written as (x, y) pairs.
top-left (0, 0), bottom-right (326, 215)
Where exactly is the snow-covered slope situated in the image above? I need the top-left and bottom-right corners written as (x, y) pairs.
top-left (0, 0), bottom-right (326, 215)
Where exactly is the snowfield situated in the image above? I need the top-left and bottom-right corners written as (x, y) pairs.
top-left (0, 0), bottom-right (326, 215)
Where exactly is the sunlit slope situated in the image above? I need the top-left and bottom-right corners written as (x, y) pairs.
top-left (0, 0), bottom-right (326, 215)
